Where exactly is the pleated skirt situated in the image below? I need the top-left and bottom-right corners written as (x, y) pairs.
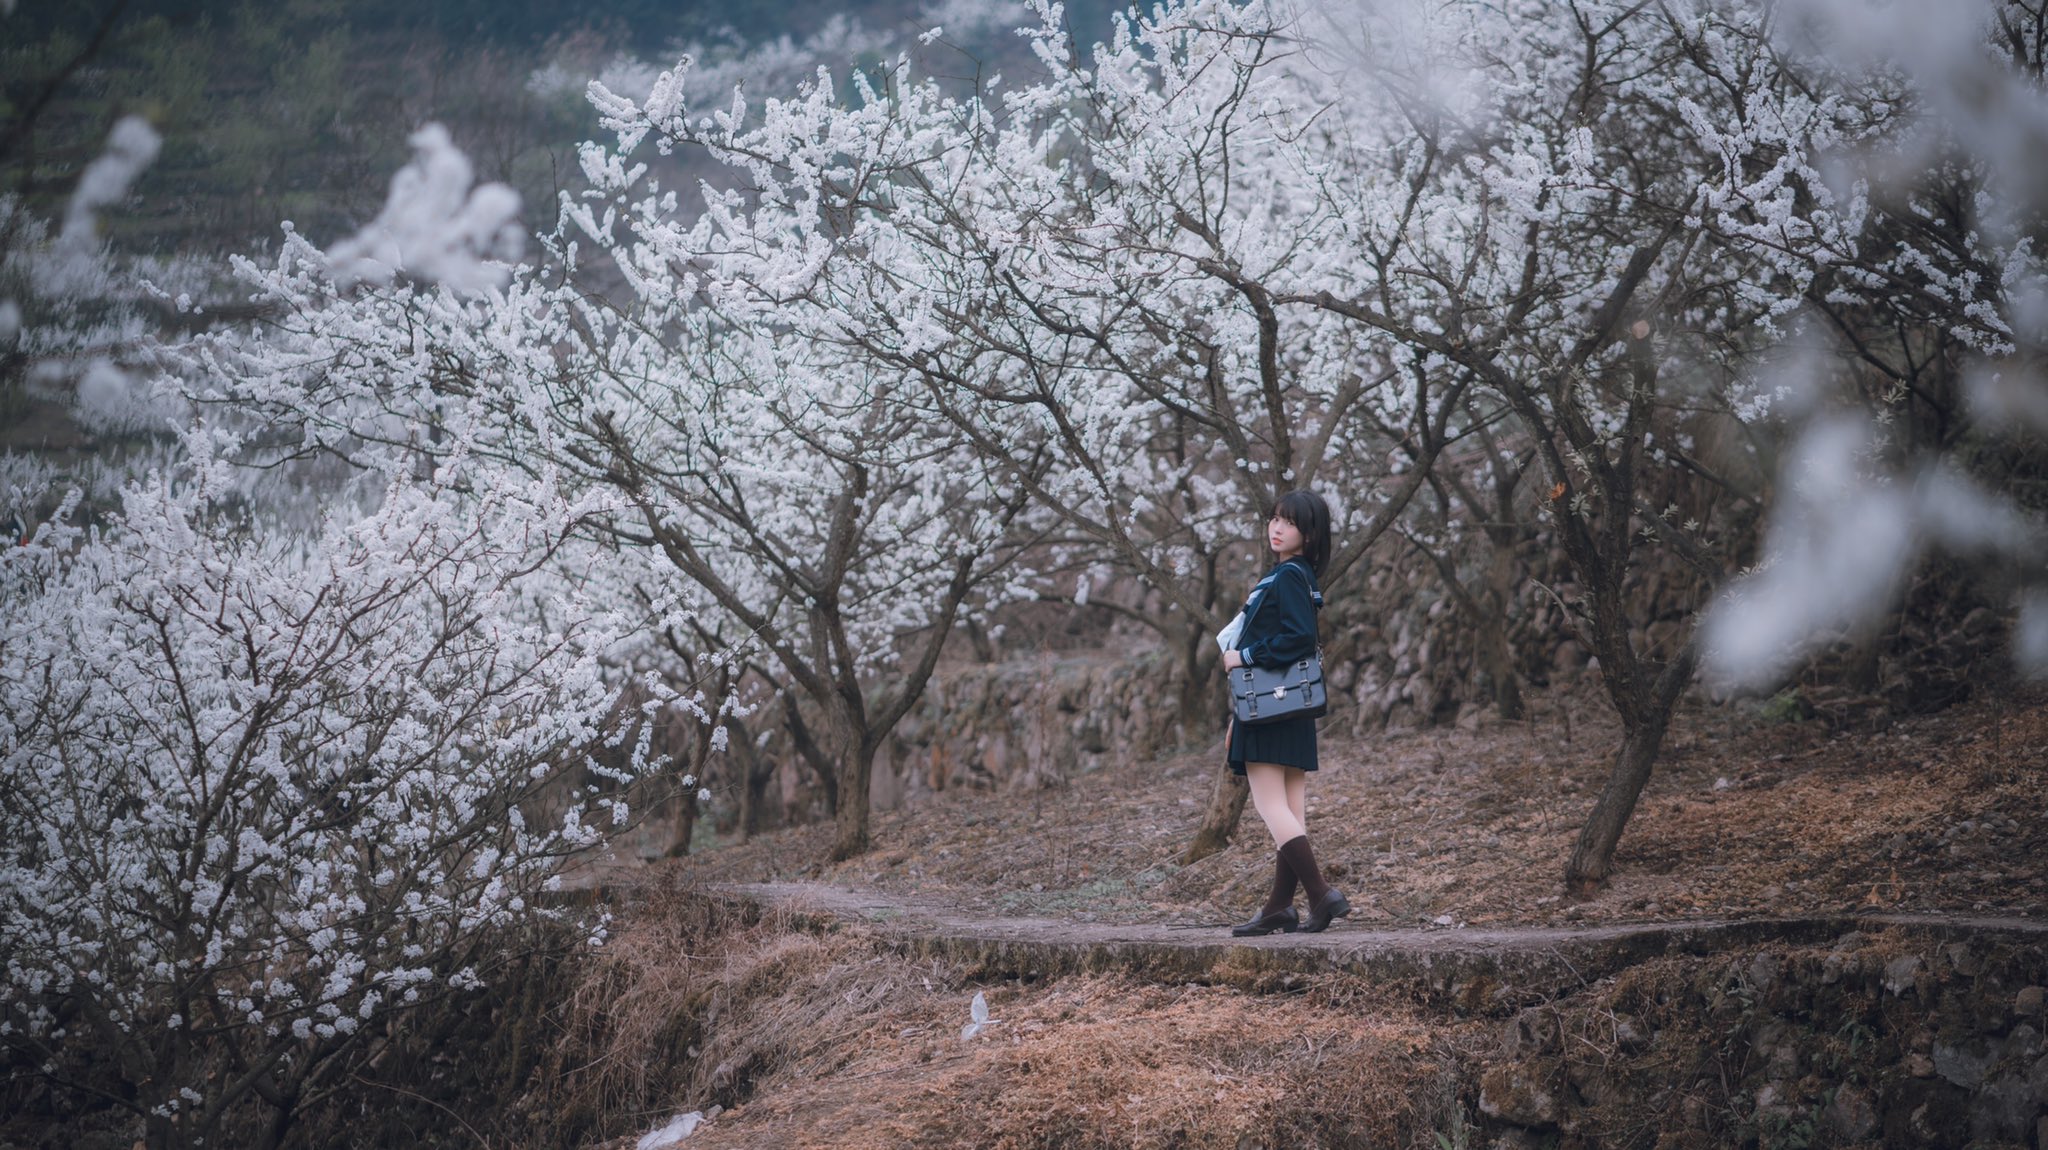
top-left (1227, 712), bottom-right (1319, 774)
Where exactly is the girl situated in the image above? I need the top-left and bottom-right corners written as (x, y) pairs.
top-left (1222, 489), bottom-right (1349, 935)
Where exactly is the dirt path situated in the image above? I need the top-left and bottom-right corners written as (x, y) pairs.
top-left (717, 880), bottom-right (2048, 1001)
top-left (667, 687), bottom-right (2048, 937)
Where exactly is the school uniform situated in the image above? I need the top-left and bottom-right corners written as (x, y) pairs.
top-left (1225, 555), bottom-right (1322, 774)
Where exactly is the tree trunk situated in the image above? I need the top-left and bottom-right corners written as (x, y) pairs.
top-left (1171, 630), bottom-right (1217, 746)
top-left (1183, 763), bottom-right (1248, 863)
top-left (1484, 545), bottom-right (1527, 721)
top-left (1176, 627), bottom-right (1248, 862)
top-left (1564, 643), bottom-right (1697, 891)
top-left (258, 1094), bottom-right (297, 1150)
top-left (663, 775), bottom-right (700, 858)
top-left (1493, 667), bottom-right (1526, 723)
top-left (738, 770), bottom-right (762, 840)
top-left (783, 694), bottom-right (838, 816)
top-left (1477, 610), bottom-right (1527, 722)
top-left (829, 737), bottom-right (877, 862)
top-left (732, 722), bottom-right (776, 841)
top-left (1562, 715), bottom-right (1669, 891)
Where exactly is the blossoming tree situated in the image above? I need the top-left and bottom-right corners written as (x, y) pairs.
top-left (0, 446), bottom-right (646, 1150)
top-left (208, 118), bottom-right (1048, 861)
top-left (569, 0), bottom-right (1499, 858)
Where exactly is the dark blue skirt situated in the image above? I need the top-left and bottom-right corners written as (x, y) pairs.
top-left (1227, 712), bottom-right (1319, 774)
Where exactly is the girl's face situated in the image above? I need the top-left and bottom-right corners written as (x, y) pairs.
top-left (1267, 514), bottom-right (1304, 561)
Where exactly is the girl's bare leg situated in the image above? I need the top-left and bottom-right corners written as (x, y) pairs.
top-left (1246, 761), bottom-right (1306, 847)
top-left (1249, 762), bottom-right (1347, 931)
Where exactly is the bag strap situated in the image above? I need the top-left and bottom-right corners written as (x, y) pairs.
top-left (1293, 556), bottom-right (1324, 613)
top-left (1239, 561), bottom-right (1325, 666)
top-left (1248, 559), bottom-right (1321, 621)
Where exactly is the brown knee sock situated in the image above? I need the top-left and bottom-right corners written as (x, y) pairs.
top-left (1261, 850), bottom-right (1299, 916)
top-left (1278, 835), bottom-right (1330, 904)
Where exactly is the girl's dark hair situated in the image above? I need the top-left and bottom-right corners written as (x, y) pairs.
top-left (1272, 489), bottom-right (1332, 575)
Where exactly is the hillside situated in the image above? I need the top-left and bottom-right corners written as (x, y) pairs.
top-left (527, 682), bottom-right (2048, 1149)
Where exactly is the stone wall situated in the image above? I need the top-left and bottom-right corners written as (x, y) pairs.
top-left (866, 650), bottom-right (1193, 810)
top-left (851, 548), bottom-right (1598, 812)
top-left (1475, 925), bottom-right (2048, 1148)
top-left (846, 551), bottom-right (1602, 812)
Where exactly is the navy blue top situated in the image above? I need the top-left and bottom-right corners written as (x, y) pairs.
top-left (1235, 556), bottom-right (1321, 668)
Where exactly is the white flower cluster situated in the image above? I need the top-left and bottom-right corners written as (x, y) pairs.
top-left (0, 442), bottom-right (645, 1131)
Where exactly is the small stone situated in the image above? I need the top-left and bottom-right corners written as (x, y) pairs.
top-left (2002, 1022), bottom-right (2042, 1062)
top-left (1759, 884), bottom-right (1784, 901)
top-left (1884, 954), bottom-right (1923, 996)
top-left (2015, 985), bottom-right (2045, 1018)
top-left (1479, 1061), bottom-right (1562, 1129)
top-left (1932, 1040), bottom-right (1996, 1089)
top-left (1906, 1052), bottom-right (1935, 1078)
top-left (1821, 953), bottom-right (1846, 985)
top-left (1747, 952), bottom-right (1782, 994)
top-left (1974, 992), bottom-right (2011, 1033)
top-left (1765, 1041), bottom-right (1800, 1080)
top-left (1887, 1077), bottom-right (1970, 1144)
top-left (1970, 1069), bottom-right (2046, 1143)
top-left (1943, 942), bottom-right (1982, 977)
top-left (1824, 1085), bottom-right (1879, 1143)
top-left (1505, 1007), bottom-right (1562, 1057)
top-left (1613, 1015), bottom-right (1650, 1054)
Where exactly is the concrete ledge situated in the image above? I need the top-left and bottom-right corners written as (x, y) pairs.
top-left (711, 881), bottom-right (2048, 1008)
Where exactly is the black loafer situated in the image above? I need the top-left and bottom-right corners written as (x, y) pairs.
top-left (1231, 906), bottom-right (1299, 936)
top-left (1299, 889), bottom-right (1350, 933)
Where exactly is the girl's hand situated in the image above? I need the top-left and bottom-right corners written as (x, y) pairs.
top-left (1221, 649), bottom-right (1244, 672)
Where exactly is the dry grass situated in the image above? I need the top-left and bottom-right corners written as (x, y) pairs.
top-left (536, 881), bottom-right (975, 1147)
top-left (540, 881), bottom-right (1467, 1150)
top-left (670, 973), bottom-right (1458, 1150)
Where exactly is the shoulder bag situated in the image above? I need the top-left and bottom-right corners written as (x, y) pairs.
top-left (1229, 567), bottom-right (1328, 725)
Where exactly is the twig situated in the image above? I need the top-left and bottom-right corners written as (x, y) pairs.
top-left (349, 1072), bottom-right (497, 1150)
top-left (1545, 946), bottom-right (1589, 991)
